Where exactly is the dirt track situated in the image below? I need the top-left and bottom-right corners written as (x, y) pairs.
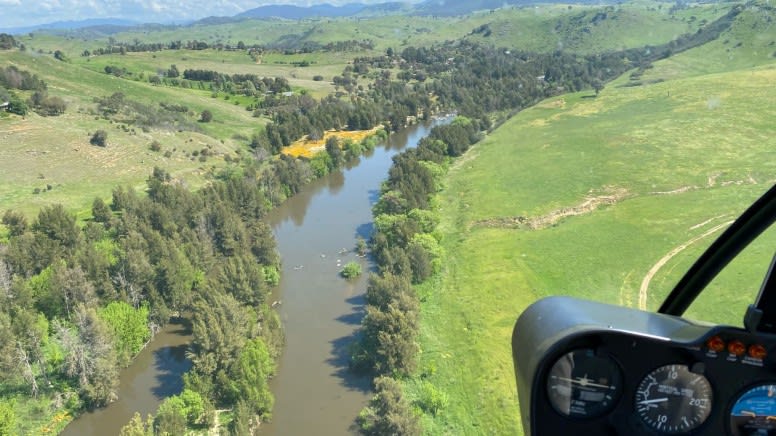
top-left (638, 220), bottom-right (734, 310)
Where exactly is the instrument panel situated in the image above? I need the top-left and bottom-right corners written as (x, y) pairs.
top-left (513, 296), bottom-right (776, 435)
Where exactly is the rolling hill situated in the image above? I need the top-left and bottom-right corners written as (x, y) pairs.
top-left (404, 1), bottom-right (776, 434)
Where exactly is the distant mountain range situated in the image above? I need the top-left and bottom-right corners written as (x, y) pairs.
top-left (0, 0), bottom-right (614, 35)
top-left (236, 3), bottom-right (371, 20)
top-left (0, 18), bottom-right (141, 35)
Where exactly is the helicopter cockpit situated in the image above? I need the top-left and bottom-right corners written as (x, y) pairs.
top-left (512, 184), bottom-right (776, 435)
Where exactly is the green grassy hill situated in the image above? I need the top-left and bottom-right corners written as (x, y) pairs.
top-left (0, 48), bottom-right (266, 217)
top-left (407, 3), bottom-right (776, 434)
top-left (463, 1), bottom-right (727, 53)
top-left (1, 1), bottom-right (735, 221)
top-left (18, 1), bottom-right (728, 56)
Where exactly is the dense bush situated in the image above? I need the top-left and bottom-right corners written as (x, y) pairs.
top-left (90, 130), bottom-right (108, 147)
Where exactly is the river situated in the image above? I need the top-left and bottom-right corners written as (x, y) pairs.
top-left (59, 118), bottom-right (446, 435)
top-left (59, 317), bottom-right (192, 436)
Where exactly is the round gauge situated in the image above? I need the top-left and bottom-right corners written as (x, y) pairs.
top-left (635, 364), bottom-right (713, 433)
top-left (546, 348), bottom-right (623, 418)
top-left (730, 383), bottom-right (776, 436)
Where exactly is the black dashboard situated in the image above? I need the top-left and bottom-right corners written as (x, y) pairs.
top-left (512, 296), bottom-right (776, 436)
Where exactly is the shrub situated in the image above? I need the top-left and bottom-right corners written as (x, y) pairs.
top-left (90, 130), bottom-right (108, 147)
top-left (416, 381), bottom-right (448, 416)
top-left (341, 261), bottom-right (362, 279)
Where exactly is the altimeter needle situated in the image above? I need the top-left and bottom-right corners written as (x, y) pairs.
top-left (637, 398), bottom-right (669, 405)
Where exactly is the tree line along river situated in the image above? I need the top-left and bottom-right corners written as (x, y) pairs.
top-left (60, 117), bottom-right (450, 435)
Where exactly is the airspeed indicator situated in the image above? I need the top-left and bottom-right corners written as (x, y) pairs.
top-left (635, 364), bottom-right (713, 434)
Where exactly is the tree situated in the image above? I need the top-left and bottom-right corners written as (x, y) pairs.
top-left (325, 136), bottom-right (343, 169)
top-left (0, 33), bottom-right (15, 50)
top-left (229, 400), bottom-right (252, 436)
top-left (99, 301), bottom-right (150, 365)
top-left (7, 97), bottom-right (27, 116)
top-left (357, 376), bottom-right (419, 435)
top-left (53, 50), bottom-right (68, 62)
top-left (50, 263), bottom-right (97, 319)
top-left (592, 79), bottom-right (604, 96)
top-left (361, 291), bottom-right (419, 375)
top-left (178, 389), bottom-right (206, 425)
top-left (2, 209), bottom-right (28, 236)
top-left (235, 338), bottom-right (274, 419)
top-left (55, 305), bottom-right (118, 407)
top-left (189, 291), bottom-right (255, 402)
top-left (119, 412), bottom-right (154, 436)
top-left (365, 273), bottom-right (411, 311)
top-left (0, 312), bottom-right (17, 383)
top-left (154, 396), bottom-right (187, 435)
top-left (90, 130), bottom-right (108, 147)
top-left (407, 242), bottom-right (432, 284)
top-left (37, 96), bottom-right (66, 116)
top-left (33, 204), bottom-right (80, 250)
top-left (200, 109), bottom-right (213, 123)
top-left (167, 64), bottom-right (179, 78)
top-left (92, 197), bottom-right (112, 223)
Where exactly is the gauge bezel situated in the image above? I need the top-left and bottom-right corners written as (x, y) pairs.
top-left (545, 348), bottom-right (624, 419)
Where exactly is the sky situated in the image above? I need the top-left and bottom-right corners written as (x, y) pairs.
top-left (0, 0), bottom-right (406, 29)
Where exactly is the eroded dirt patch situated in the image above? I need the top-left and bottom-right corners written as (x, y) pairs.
top-left (473, 186), bottom-right (629, 230)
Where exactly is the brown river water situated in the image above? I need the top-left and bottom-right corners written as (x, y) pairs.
top-left (60, 118), bottom-right (447, 435)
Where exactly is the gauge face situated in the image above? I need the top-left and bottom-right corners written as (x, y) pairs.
top-left (635, 364), bottom-right (713, 434)
top-left (730, 384), bottom-right (776, 436)
top-left (546, 348), bottom-right (623, 418)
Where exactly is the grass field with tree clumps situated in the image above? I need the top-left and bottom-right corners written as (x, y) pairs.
top-left (405, 7), bottom-right (776, 431)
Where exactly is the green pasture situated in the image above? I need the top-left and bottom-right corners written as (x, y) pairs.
top-left (73, 49), bottom-right (346, 97)
top-left (464, 1), bottom-right (726, 53)
top-left (640, 5), bottom-right (776, 80)
top-left (103, 15), bottom-right (491, 52)
top-left (13, 1), bottom-right (728, 59)
top-left (0, 50), bottom-right (259, 216)
top-left (408, 61), bottom-right (776, 434)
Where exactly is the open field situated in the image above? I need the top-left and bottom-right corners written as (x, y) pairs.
top-left (0, 48), bottom-right (271, 216)
top-left (407, 47), bottom-right (776, 434)
top-left (463, 1), bottom-right (726, 54)
top-left (639, 5), bottom-right (776, 80)
top-left (70, 50), bottom-right (348, 98)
